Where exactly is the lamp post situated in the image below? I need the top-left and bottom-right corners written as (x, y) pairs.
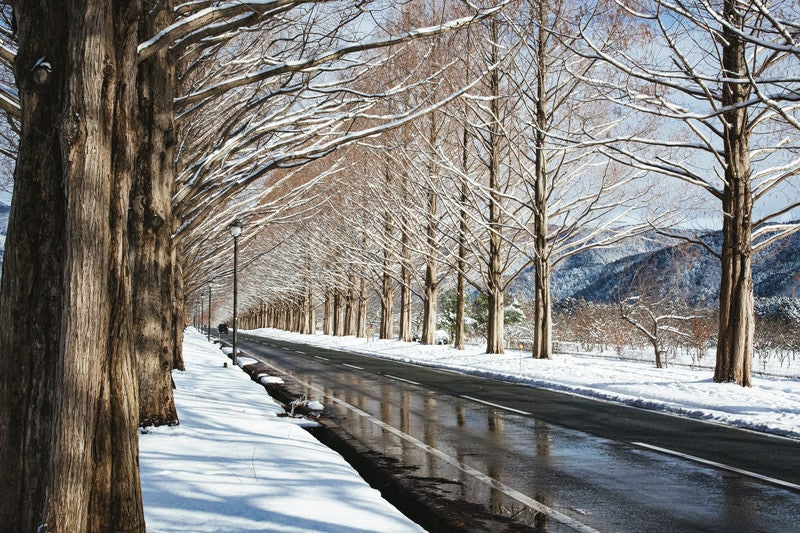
top-left (207, 283), bottom-right (212, 342)
top-left (199, 298), bottom-right (204, 335)
top-left (229, 219), bottom-right (242, 366)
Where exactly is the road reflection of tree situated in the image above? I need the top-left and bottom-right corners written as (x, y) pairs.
top-left (535, 419), bottom-right (553, 530)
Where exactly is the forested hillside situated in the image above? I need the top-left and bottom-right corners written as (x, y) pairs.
top-left (2, 207), bottom-right (795, 307)
top-left (541, 230), bottom-right (800, 305)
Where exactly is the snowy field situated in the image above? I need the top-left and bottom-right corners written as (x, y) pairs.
top-left (140, 328), bottom-right (424, 533)
top-left (245, 327), bottom-right (800, 440)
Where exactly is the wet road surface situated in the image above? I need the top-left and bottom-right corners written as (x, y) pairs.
top-left (237, 333), bottom-right (800, 532)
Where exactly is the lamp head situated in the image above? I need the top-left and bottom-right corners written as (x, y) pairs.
top-left (228, 219), bottom-right (243, 238)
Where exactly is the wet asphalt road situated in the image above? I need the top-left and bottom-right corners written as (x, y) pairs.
top-left (235, 333), bottom-right (800, 532)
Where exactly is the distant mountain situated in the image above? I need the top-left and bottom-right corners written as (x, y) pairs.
top-left (0, 202), bottom-right (796, 307)
top-left (551, 233), bottom-right (682, 301)
top-left (753, 234), bottom-right (800, 298)
top-left (526, 228), bottom-right (800, 306)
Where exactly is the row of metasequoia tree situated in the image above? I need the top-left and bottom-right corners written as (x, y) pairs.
top-left (0, 1), bottom-right (503, 530)
top-left (0, 0), bottom-right (798, 530)
top-left (217, 0), bottom-right (799, 386)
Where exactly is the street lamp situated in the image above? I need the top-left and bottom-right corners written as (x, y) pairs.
top-left (207, 283), bottom-right (212, 342)
top-left (229, 219), bottom-right (242, 366)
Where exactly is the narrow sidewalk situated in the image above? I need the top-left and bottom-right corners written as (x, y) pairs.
top-left (139, 328), bottom-right (424, 533)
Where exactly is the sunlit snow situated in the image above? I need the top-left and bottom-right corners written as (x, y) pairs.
top-left (140, 329), bottom-right (424, 533)
top-left (141, 326), bottom-right (800, 531)
top-left (245, 327), bottom-right (800, 439)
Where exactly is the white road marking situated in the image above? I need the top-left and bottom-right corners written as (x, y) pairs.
top-left (321, 380), bottom-right (597, 532)
top-left (294, 350), bottom-right (306, 355)
top-left (385, 374), bottom-right (420, 386)
top-left (431, 368), bottom-right (466, 376)
top-left (250, 357), bottom-right (599, 533)
top-left (631, 442), bottom-right (800, 491)
top-left (460, 395), bottom-right (532, 416)
top-left (314, 355), bottom-right (330, 361)
top-left (343, 363), bottom-right (364, 370)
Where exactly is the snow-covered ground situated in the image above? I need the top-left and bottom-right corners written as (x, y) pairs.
top-left (141, 327), bottom-right (800, 532)
top-left (140, 328), bottom-right (425, 533)
top-left (245, 327), bottom-right (800, 439)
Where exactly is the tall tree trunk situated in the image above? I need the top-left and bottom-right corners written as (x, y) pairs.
top-left (381, 269), bottom-right (394, 339)
top-left (532, 255), bottom-right (552, 359)
top-left (0, 1), bottom-right (144, 530)
top-left (422, 197), bottom-right (438, 345)
top-left (531, 1), bottom-right (551, 360)
top-left (422, 113), bottom-right (439, 345)
top-left (399, 225), bottom-right (412, 342)
top-left (108, 4), bottom-right (146, 527)
top-left (399, 274), bottom-right (412, 341)
top-left (422, 259), bottom-right (438, 345)
top-left (486, 280), bottom-right (505, 353)
top-left (132, 0), bottom-right (179, 426)
top-left (455, 272), bottom-right (466, 350)
top-left (380, 206), bottom-right (394, 339)
top-left (345, 276), bottom-right (357, 335)
top-left (357, 278), bottom-right (367, 337)
top-left (485, 17), bottom-right (505, 354)
top-left (323, 292), bottom-right (334, 335)
top-left (303, 287), bottom-right (314, 334)
top-left (715, 0), bottom-right (753, 386)
top-left (455, 122), bottom-right (470, 351)
top-left (171, 242), bottom-right (185, 370)
top-left (307, 287), bottom-right (315, 334)
top-left (334, 289), bottom-right (345, 335)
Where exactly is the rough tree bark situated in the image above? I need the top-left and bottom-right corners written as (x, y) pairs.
top-left (132, 0), bottom-right (179, 427)
top-left (485, 17), bottom-right (505, 354)
top-left (421, 191), bottom-right (439, 345)
top-left (380, 265), bottom-right (395, 339)
top-left (357, 278), bottom-right (367, 337)
top-left (0, 1), bottom-right (145, 530)
top-left (323, 292), bottom-right (334, 335)
top-left (171, 243), bottom-right (185, 370)
top-left (399, 224), bottom-right (413, 342)
top-left (714, 0), bottom-right (754, 386)
top-left (455, 122), bottom-right (470, 351)
top-left (531, 0), bottom-right (552, 360)
top-left (380, 207), bottom-right (395, 339)
top-left (345, 276), bottom-right (357, 335)
top-left (421, 113), bottom-right (440, 345)
top-left (304, 286), bottom-right (315, 334)
top-left (334, 289), bottom-right (344, 335)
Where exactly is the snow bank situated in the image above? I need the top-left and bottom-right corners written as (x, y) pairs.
top-left (140, 328), bottom-right (423, 533)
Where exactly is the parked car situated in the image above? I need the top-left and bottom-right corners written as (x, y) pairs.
top-left (218, 323), bottom-right (229, 334)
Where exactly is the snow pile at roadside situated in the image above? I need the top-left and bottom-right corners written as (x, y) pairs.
top-left (246, 327), bottom-right (800, 440)
top-left (139, 328), bottom-right (424, 533)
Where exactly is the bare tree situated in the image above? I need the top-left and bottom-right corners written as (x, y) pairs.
top-left (0, 1), bottom-right (144, 530)
top-left (502, 0), bottom-right (655, 359)
top-left (577, 0), bottom-right (800, 385)
top-left (0, 1), bottom-right (506, 529)
top-left (618, 295), bottom-right (696, 368)
top-left (153, 1), bottom-right (506, 423)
